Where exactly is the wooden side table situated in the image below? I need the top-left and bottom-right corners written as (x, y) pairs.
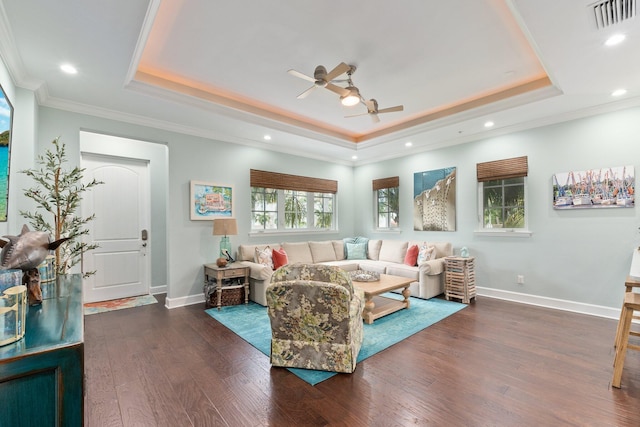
top-left (445, 256), bottom-right (476, 304)
top-left (204, 262), bottom-right (250, 310)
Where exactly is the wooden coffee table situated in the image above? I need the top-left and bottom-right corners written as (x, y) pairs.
top-left (354, 274), bottom-right (414, 324)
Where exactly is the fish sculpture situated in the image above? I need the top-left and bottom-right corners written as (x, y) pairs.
top-left (0, 224), bottom-right (70, 271)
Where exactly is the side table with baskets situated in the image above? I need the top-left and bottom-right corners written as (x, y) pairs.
top-left (444, 256), bottom-right (476, 304)
top-left (203, 263), bottom-right (250, 310)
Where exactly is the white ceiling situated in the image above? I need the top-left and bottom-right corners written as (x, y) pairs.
top-left (0, 0), bottom-right (639, 164)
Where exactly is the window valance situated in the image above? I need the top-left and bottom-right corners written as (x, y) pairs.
top-left (476, 156), bottom-right (528, 182)
top-left (250, 169), bottom-right (338, 193)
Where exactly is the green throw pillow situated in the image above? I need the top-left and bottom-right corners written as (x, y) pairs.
top-left (346, 242), bottom-right (367, 260)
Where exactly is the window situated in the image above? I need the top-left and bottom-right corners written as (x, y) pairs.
top-left (373, 176), bottom-right (399, 229)
top-left (250, 169), bottom-right (337, 232)
top-left (481, 178), bottom-right (525, 228)
top-left (476, 156), bottom-right (529, 232)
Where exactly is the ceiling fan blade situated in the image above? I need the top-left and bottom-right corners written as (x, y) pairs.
top-left (325, 62), bottom-right (351, 81)
top-left (377, 105), bottom-right (404, 114)
top-left (297, 85), bottom-right (317, 99)
top-left (288, 69), bottom-right (315, 83)
top-left (325, 83), bottom-right (350, 97)
top-left (371, 113), bottom-right (381, 123)
top-left (344, 112), bottom-right (369, 118)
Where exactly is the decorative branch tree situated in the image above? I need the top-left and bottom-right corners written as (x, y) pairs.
top-left (20, 137), bottom-right (103, 277)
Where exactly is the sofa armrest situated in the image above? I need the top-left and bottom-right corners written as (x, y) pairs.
top-left (238, 260), bottom-right (274, 281)
top-left (419, 257), bottom-right (445, 276)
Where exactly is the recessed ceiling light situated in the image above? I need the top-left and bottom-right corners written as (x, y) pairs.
top-left (405, 142), bottom-right (413, 147)
top-left (611, 89), bottom-right (627, 97)
top-left (605, 34), bottom-right (625, 46)
top-left (60, 63), bottom-right (77, 74)
top-left (484, 121), bottom-right (494, 128)
top-left (351, 155), bottom-right (358, 160)
top-left (263, 135), bottom-right (272, 141)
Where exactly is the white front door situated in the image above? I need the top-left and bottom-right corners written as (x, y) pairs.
top-left (81, 154), bottom-right (151, 303)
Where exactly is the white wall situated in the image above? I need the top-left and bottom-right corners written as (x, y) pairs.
top-left (354, 107), bottom-right (640, 312)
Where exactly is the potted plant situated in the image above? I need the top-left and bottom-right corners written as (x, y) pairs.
top-left (20, 137), bottom-right (102, 277)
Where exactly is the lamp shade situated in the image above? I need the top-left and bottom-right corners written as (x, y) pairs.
top-left (213, 218), bottom-right (238, 236)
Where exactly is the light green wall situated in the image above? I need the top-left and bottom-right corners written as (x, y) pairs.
top-left (5, 53), bottom-right (639, 309)
top-left (354, 107), bottom-right (640, 309)
top-left (34, 107), bottom-right (356, 304)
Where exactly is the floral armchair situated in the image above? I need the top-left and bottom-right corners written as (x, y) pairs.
top-left (266, 263), bottom-right (365, 373)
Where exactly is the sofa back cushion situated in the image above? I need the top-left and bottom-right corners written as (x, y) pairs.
top-left (308, 241), bottom-right (337, 263)
top-left (409, 241), bottom-right (453, 259)
top-left (238, 243), bottom-right (281, 262)
top-left (332, 240), bottom-right (345, 261)
top-left (368, 240), bottom-right (382, 261)
top-left (378, 240), bottom-right (408, 264)
top-left (282, 242), bottom-right (314, 264)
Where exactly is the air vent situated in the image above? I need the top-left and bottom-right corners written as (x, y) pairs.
top-left (591, 0), bottom-right (636, 29)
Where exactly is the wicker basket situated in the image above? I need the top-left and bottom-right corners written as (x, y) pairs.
top-left (206, 286), bottom-right (245, 308)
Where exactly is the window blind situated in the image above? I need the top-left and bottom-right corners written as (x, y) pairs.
top-left (476, 156), bottom-right (528, 182)
top-left (372, 176), bottom-right (399, 191)
top-left (250, 169), bottom-right (338, 193)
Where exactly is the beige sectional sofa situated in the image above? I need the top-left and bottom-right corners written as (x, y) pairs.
top-left (237, 239), bottom-right (452, 306)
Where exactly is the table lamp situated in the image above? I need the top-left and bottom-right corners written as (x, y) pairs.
top-left (213, 218), bottom-right (238, 260)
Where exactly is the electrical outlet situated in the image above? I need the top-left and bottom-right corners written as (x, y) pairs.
top-left (517, 275), bottom-right (525, 285)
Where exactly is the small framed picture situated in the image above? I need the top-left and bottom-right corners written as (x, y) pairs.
top-left (190, 180), bottom-right (234, 220)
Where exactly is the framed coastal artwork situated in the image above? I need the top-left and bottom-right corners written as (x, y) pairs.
top-left (552, 165), bottom-right (634, 209)
top-left (413, 167), bottom-right (456, 231)
top-left (190, 180), bottom-right (234, 220)
top-left (0, 84), bottom-right (13, 222)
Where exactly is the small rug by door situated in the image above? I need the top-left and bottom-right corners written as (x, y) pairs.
top-left (205, 294), bottom-right (466, 385)
top-left (84, 295), bottom-right (158, 315)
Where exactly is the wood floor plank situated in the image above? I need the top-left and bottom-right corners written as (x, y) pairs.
top-left (84, 294), bottom-right (640, 426)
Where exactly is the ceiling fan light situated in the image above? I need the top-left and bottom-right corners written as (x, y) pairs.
top-left (341, 86), bottom-right (361, 106)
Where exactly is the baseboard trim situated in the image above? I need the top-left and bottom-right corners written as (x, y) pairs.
top-left (477, 287), bottom-right (620, 320)
top-left (162, 286), bottom-right (622, 319)
top-left (165, 293), bottom-right (205, 309)
top-left (150, 285), bottom-right (167, 295)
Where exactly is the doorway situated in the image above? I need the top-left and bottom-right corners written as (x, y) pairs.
top-left (81, 154), bottom-right (151, 302)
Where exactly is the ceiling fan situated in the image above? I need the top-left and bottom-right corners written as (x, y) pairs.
top-left (287, 62), bottom-right (352, 99)
top-left (345, 99), bottom-right (404, 123)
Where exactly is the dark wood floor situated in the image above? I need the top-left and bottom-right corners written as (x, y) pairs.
top-left (84, 294), bottom-right (640, 426)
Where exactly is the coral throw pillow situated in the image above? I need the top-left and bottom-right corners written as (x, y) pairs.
top-left (404, 244), bottom-right (419, 266)
top-left (254, 246), bottom-right (274, 269)
top-left (272, 248), bottom-right (289, 269)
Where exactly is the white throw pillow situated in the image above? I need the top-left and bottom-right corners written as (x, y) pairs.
top-left (417, 244), bottom-right (436, 265)
top-left (254, 246), bottom-right (274, 269)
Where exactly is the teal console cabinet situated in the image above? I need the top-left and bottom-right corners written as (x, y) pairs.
top-left (0, 274), bottom-right (84, 426)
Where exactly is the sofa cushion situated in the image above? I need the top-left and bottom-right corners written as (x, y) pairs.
top-left (309, 241), bottom-right (337, 263)
top-left (239, 243), bottom-right (281, 262)
top-left (272, 247), bottom-right (289, 269)
top-left (332, 240), bottom-right (345, 261)
top-left (386, 264), bottom-right (420, 281)
top-left (319, 260), bottom-right (360, 271)
top-left (357, 260), bottom-right (390, 274)
top-left (282, 242), bottom-right (314, 264)
top-left (368, 240), bottom-right (382, 261)
top-left (404, 244), bottom-right (419, 266)
top-left (346, 242), bottom-right (367, 260)
top-left (379, 240), bottom-right (408, 264)
top-left (255, 246), bottom-right (274, 269)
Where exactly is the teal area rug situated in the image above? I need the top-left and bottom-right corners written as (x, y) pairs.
top-left (84, 294), bottom-right (158, 315)
top-left (205, 294), bottom-right (466, 385)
